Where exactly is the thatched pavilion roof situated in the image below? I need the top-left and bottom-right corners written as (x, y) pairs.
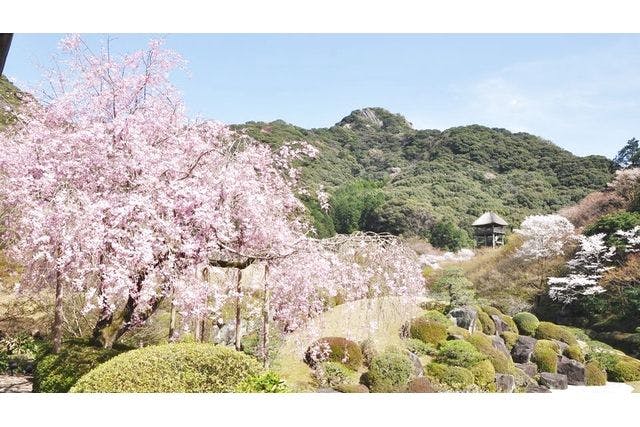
top-left (472, 211), bottom-right (508, 227)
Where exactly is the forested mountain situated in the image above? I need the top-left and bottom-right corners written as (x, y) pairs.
top-left (236, 108), bottom-right (614, 240)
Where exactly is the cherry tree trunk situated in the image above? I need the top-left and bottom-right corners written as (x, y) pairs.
top-left (168, 298), bottom-right (177, 340)
top-left (51, 269), bottom-right (64, 354)
top-left (261, 264), bottom-right (270, 368)
top-left (234, 269), bottom-right (242, 351)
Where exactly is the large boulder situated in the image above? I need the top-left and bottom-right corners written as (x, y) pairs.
top-left (491, 335), bottom-right (511, 358)
top-left (448, 306), bottom-right (479, 332)
top-left (557, 356), bottom-right (585, 385)
top-left (553, 340), bottom-right (569, 355)
top-left (491, 315), bottom-right (509, 334)
top-left (495, 373), bottom-right (516, 393)
top-left (511, 335), bottom-right (537, 363)
top-left (515, 362), bottom-right (538, 377)
top-left (407, 351), bottom-right (424, 378)
top-left (538, 372), bottom-right (568, 390)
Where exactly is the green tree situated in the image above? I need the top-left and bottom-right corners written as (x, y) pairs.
top-left (614, 138), bottom-right (640, 169)
top-left (429, 220), bottom-right (472, 251)
top-left (432, 267), bottom-right (476, 307)
top-left (330, 179), bottom-right (385, 234)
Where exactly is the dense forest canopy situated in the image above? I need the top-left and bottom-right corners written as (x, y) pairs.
top-left (237, 108), bottom-right (614, 241)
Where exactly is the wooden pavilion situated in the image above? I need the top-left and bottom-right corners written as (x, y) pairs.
top-left (472, 211), bottom-right (508, 248)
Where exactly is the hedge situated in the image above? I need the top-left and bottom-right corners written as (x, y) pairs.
top-left (512, 312), bottom-right (540, 336)
top-left (585, 361), bottom-right (607, 386)
top-left (367, 350), bottom-right (414, 392)
top-left (426, 363), bottom-right (475, 391)
top-left (471, 359), bottom-right (496, 391)
top-left (305, 337), bottom-right (363, 370)
top-left (71, 343), bottom-right (262, 392)
top-left (409, 318), bottom-right (448, 346)
top-left (532, 340), bottom-right (559, 373)
top-left (435, 340), bottom-right (487, 368)
top-left (535, 322), bottom-right (578, 346)
top-left (563, 345), bottom-right (585, 363)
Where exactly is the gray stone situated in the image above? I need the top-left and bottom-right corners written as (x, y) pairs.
top-left (491, 315), bottom-right (508, 334)
top-left (495, 373), bottom-right (516, 393)
top-left (513, 368), bottom-right (537, 389)
top-left (557, 356), bottom-right (585, 385)
top-left (511, 335), bottom-right (537, 363)
top-left (406, 351), bottom-right (424, 378)
top-left (516, 362), bottom-right (538, 377)
top-left (553, 340), bottom-right (569, 355)
top-left (538, 372), bottom-right (568, 390)
top-left (491, 335), bottom-right (511, 358)
top-left (525, 383), bottom-right (551, 393)
top-left (448, 306), bottom-right (479, 332)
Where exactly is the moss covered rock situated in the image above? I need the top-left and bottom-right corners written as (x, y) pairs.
top-left (500, 332), bottom-right (519, 351)
top-left (422, 310), bottom-right (453, 325)
top-left (513, 312), bottom-right (540, 336)
top-left (535, 322), bottom-right (578, 346)
top-left (410, 318), bottom-right (448, 346)
top-left (478, 311), bottom-right (496, 335)
top-left (436, 340), bottom-right (487, 368)
top-left (71, 343), bottom-right (262, 392)
top-left (585, 361), bottom-right (607, 386)
top-left (447, 325), bottom-right (471, 340)
top-left (407, 377), bottom-right (437, 393)
top-left (481, 306), bottom-right (503, 317)
top-left (532, 340), bottom-right (559, 373)
top-left (563, 345), bottom-right (585, 363)
top-left (466, 332), bottom-right (515, 374)
top-left (499, 315), bottom-right (519, 334)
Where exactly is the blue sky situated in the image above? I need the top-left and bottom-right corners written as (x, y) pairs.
top-left (4, 34), bottom-right (640, 158)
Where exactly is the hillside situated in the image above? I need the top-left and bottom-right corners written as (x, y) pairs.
top-left (0, 76), bottom-right (21, 129)
top-left (237, 108), bottom-right (614, 239)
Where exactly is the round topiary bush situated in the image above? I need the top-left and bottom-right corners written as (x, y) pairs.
top-left (532, 340), bottom-right (559, 374)
top-left (71, 343), bottom-right (262, 392)
top-left (409, 318), bottom-right (448, 346)
top-left (466, 332), bottom-right (515, 374)
top-left (304, 337), bottom-right (363, 370)
top-left (534, 322), bottom-right (578, 346)
top-left (404, 338), bottom-right (438, 357)
top-left (470, 359), bottom-right (496, 391)
top-left (513, 312), bottom-right (540, 336)
top-left (314, 361), bottom-right (356, 388)
top-left (447, 325), bottom-right (471, 340)
top-left (499, 315), bottom-right (519, 334)
top-left (435, 340), bottom-right (487, 368)
top-left (563, 345), bottom-right (585, 363)
top-left (477, 311), bottom-right (496, 335)
top-left (426, 363), bottom-right (475, 391)
top-left (33, 340), bottom-right (128, 393)
top-left (367, 350), bottom-right (414, 393)
top-left (422, 310), bottom-right (453, 325)
top-left (608, 357), bottom-right (640, 382)
top-left (500, 331), bottom-right (519, 351)
top-left (481, 306), bottom-right (503, 317)
top-left (585, 361), bottom-right (607, 386)
top-left (407, 376), bottom-right (437, 393)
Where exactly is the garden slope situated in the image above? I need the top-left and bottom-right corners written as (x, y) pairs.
top-left (237, 108), bottom-right (613, 236)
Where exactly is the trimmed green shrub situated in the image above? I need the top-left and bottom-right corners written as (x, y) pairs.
top-left (499, 315), bottom-right (519, 334)
top-left (407, 377), bottom-right (437, 393)
top-left (436, 340), bottom-right (487, 368)
top-left (563, 345), bottom-right (585, 363)
top-left (367, 350), bottom-right (414, 392)
top-left (481, 306), bottom-right (503, 317)
top-left (470, 359), bottom-right (496, 391)
top-left (33, 340), bottom-right (127, 393)
top-left (585, 361), bottom-right (607, 386)
top-left (466, 332), bottom-right (515, 374)
top-left (409, 318), bottom-right (448, 346)
top-left (236, 371), bottom-right (289, 393)
top-left (422, 310), bottom-right (452, 325)
top-left (535, 322), bottom-right (578, 346)
top-left (426, 363), bottom-right (475, 391)
top-left (532, 340), bottom-right (559, 373)
top-left (305, 337), bottom-right (363, 370)
top-left (586, 351), bottom-right (619, 372)
top-left (360, 338), bottom-right (378, 368)
top-left (608, 357), bottom-right (640, 382)
top-left (405, 338), bottom-right (438, 357)
top-left (513, 312), bottom-right (540, 336)
top-left (500, 332), bottom-right (519, 351)
top-left (314, 361), bottom-right (356, 388)
top-left (71, 343), bottom-right (262, 392)
top-left (477, 311), bottom-right (496, 335)
top-left (447, 325), bottom-right (471, 340)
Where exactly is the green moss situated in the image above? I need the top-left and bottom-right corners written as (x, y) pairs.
top-left (478, 311), bottom-right (496, 335)
top-left (422, 310), bottom-right (453, 325)
top-left (481, 306), bottom-right (503, 317)
top-left (513, 312), bottom-right (540, 336)
top-left (435, 340), bottom-right (487, 368)
top-left (499, 315), bottom-right (519, 334)
top-left (500, 331), bottom-right (519, 351)
top-left (585, 361), bottom-right (607, 386)
top-left (466, 332), bottom-right (515, 374)
top-left (608, 357), bottom-right (640, 382)
top-left (470, 359), bottom-right (496, 391)
top-left (535, 322), bottom-right (578, 346)
top-left (409, 318), bottom-right (448, 346)
top-left (367, 350), bottom-right (414, 392)
top-left (426, 363), bottom-right (475, 391)
top-left (563, 345), bottom-right (585, 363)
top-left (447, 325), bottom-right (471, 340)
top-left (532, 340), bottom-right (559, 373)
top-left (314, 361), bottom-right (357, 388)
top-left (404, 338), bottom-right (438, 357)
top-left (305, 337), bottom-right (363, 370)
top-left (71, 343), bottom-right (262, 392)
top-left (33, 340), bottom-right (129, 393)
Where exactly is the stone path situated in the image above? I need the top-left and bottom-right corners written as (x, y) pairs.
top-left (0, 375), bottom-right (33, 393)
